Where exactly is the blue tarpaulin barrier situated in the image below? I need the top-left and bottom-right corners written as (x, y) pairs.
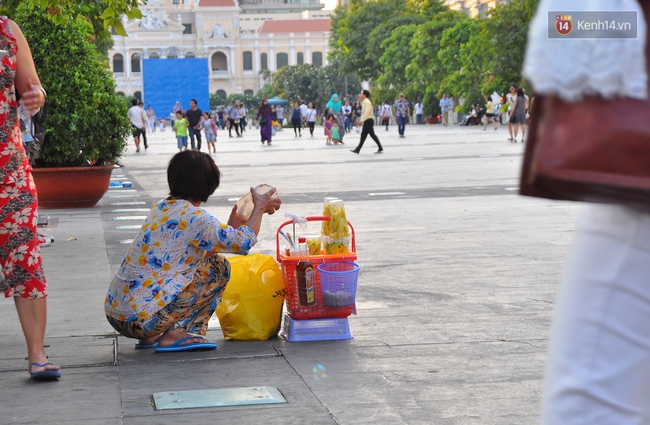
top-left (143, 58), bottom-right (210, 119)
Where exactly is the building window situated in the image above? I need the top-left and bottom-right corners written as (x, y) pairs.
top-left (244, 89), bottom-right (254, 95)
top-left (261, 53), bottom-right (268, 70)
top-left (185, 52), bottom-right (196, 58)
top-left (276, 52), bottom-right (288, 69)
top-left (312, 52), bottom-right (323, 67)
top-left (134, 91), bottom-right (142, 102)
top-left (113, 54), bottom-right (124, 73)
top-left (243, 51), bottom-right (253, 71)
top-left (183, 24), bottom-right (193, 35)
top-left (149, 52), bottom-right (160, 59)
top-left (216, 90), bottom-right (227, 99)
top-left (211, 52), bottom-right (228, 71)
top-left (131, 53), bottom-right (141, 73)
top-left (297, 52), bottom-right (304, 65)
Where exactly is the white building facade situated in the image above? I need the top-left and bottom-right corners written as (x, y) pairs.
top-left (110, 0), bottom-right (332, 102)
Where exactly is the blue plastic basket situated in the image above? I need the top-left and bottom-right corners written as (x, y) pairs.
top-left (317, 262), bottom-right (360, 308)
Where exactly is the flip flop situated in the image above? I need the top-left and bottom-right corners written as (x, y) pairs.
top-left (135, 341), bottom-right (159, 349)
top-left (154, 336), bottom-right (217, 353)
top-left (30, 362), bottom-right (61, 381)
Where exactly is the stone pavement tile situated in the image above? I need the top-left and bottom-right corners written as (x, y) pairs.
top-left (0, 366), bottom-right (121, 424)
top-left (117, 356), bottom-right (337, 423)
top-left (0, 334), bottom-right (115, 372)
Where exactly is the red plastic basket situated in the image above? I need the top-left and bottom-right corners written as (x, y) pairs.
top-left (276, 216), bottom-right (357, 320)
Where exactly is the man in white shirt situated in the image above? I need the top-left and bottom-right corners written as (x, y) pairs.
top-left (127, 99), bottom-right (146, 152)
top-left (275, 105), bottom-right (285, 124)
top-left (414, 100), bottom-right (423, 124)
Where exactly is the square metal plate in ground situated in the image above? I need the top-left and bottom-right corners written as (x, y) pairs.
top-left (152, 387), bottom-right (286, 410)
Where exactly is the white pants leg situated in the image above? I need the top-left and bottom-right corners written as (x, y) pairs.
top-left (542, 204), bottom-right (650, 424)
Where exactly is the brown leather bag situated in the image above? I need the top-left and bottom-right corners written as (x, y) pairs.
top-left (520, 0), bottom-right (650, 212)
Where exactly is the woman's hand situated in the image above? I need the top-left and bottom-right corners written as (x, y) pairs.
top-left (251, 186), bottom-right (282, 215)
top-left (20, 79), bottom-right (45, 114)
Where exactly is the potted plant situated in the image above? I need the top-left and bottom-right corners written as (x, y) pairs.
top-left (422, 91), bottom-right (441, 124)
top-left (14, 6), bottom-right (131, 208)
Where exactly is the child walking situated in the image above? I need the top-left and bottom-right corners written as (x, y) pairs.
top-left (174, 111), bottom-right (188, 152)
top-left (324, 114), bottom-right (335, 145)
top-left (201, 111), bottom-right (218, 154)
top-left (331, 120), bottom-right (342, 144)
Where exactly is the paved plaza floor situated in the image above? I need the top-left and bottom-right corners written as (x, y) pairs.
top-left (0, 121), bottom-right (579, 424)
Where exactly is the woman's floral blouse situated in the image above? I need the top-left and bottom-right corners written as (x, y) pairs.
top-left (105, 198), bottom-right (256, 322)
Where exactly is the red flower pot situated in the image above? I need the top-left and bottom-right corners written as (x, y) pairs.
top-left (31, 165), bottom-right (117, 209)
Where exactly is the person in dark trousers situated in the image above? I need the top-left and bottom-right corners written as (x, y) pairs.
top-left (138, 102), bottom-right (148, 149)
top-left (351, 90), bottom-right (383, 154)
top-left (185, 99), bottom-right (203, 150)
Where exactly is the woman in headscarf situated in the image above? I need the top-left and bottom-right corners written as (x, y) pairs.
top-left (256, 98), bottom-right (273, 145)
top-left (326, 94), bottom-right (345, 144)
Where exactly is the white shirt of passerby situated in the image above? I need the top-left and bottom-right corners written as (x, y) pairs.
top-left (128, 105), bottom-right (145, 129)
top-left (415, 103), bottom-right (423, 114)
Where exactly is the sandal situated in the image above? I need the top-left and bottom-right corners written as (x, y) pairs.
top-left (30, 362), bottom-right (61, 380)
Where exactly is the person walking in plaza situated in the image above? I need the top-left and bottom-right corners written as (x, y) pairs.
top-left (217, 107), bottom-right (225, 130)
top-left (352, 99), bottom-right (362, 133)
top-left (351, 90), bottom-right (383, 154)
top-left (290, 101), bottom-right (302, 137)
top-left (128, 99), bottom-right (146, 152)
top-left (171, 101), bottom-right (183, 129)
top-left (0, 17), bottom-right (60, 380)
top-left (138, 102), bottom-right (149, 150)
top-left (173, 111), bottom-right (188, 152)
top-left (521, 1), bottom-right (650, 422)
top-left (324, 114), bottom-right (335, 145)
top-left (201, 111), bottom-right (217, 154)
top-left (256, 98), bottom-right (273, 145)
top-left (414, 99), bottom-right (423, 125)
top-left (380, 101), bottom-right (393, 131)
top-left (509, 88), bottom-right (526, 143)
top-left (275, 103), bottom-right (285, 125)
top-left (439, 94), bottom-right (451, 127)
top-left (483, 94), bottom-right (498, 131)
top-left (227, 101), bottom-right (241, 138)
top-left (238, 103), bottom-right (247, 134)
top-left (506, 84), bottom-right (518, 141)
top-left (394, 94), bottom-right (410, 138)
top-left (185, 99), bottom-right (203, 150)
top-left (146, 105), bottom-right (156, 133)
top-left (305, 102), bottom-right (317, 137)
top-left (326, 94), bottom-right (346, 144)
top-left (343, 100), bottom-right (353, 133)
top-left (105, 150), bottom-right (282, 353)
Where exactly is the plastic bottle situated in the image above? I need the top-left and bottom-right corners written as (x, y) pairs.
top-left (295, 237), bottom-right (316, 306)
top-left (235, 184), bottom-right (278, 221)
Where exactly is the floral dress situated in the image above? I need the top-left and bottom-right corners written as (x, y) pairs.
top-left (0, 17), bottom-right (46, 299)
top-left (105, 198), bottom-right (257, 323)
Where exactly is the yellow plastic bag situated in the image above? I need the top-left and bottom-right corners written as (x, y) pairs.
top-left (216, 253), bottom-right (285, 340)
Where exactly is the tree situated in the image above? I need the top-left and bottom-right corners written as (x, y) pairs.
top-left (329, 0), bottom-right (408, 80)
top-left (378, 24), bottom-right (421, 93)
top-left (0, 0), bottom-right (141, 35)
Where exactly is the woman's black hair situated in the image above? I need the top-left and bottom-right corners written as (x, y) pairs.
top-left (517, 88), bottom-right (524, 97)
top-left (167, 150), bottom-right (221, 203)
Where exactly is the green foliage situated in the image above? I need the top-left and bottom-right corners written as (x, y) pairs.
top-left (225, 93), bottom-right (259, 111)
top-left (330, 0), bottom-right (539, 117)
top-left (210, 92), bottom-right (227, 110)
top-left (269, 62), bottom-right (361, 110)
top-left (0, 0), bottom-right (140, 55)
top-left (15, 6), bottom-right (130, 167)
top-left (329, 0), bottom-right (408, 80)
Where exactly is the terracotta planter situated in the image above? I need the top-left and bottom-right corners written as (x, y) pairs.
top-left (31, 165), bottom-right (117, 209)
top-left (426, 116), bottom-right (440, 124)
